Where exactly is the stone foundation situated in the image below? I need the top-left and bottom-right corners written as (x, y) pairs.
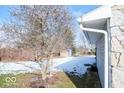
top-left (111, 5), bottom-right (124, 87)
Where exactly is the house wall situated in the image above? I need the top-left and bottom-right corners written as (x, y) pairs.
top-left (96, 35), bottom-right (105, 87)
top-left (110, 6), bottom-right (124, 87)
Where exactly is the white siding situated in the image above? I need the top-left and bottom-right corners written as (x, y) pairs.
top-left (96, 35), bottom-right (105, 87)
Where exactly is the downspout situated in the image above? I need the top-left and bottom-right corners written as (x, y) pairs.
top-left (107, 18), bottom-right (111, 88)
top-left (80, 25), bottom-right (109, 88)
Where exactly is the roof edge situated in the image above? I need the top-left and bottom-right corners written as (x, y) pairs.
top-left (77, 5), bottom-right (111, 23)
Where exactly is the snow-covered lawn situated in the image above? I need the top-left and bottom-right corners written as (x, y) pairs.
top-left (0, 55), bottom-right (96, 76)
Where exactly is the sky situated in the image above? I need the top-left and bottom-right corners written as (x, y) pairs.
top-left (0, 5), bottom-right (99, 48)
top-left (69, 5), bottom-right (100, 17)
top-left (69, 5), bottom-right (100, 47)
top-left (0, 5), bottom-right (100, 23)
top-left (0, 5), bottom-right (10, 23)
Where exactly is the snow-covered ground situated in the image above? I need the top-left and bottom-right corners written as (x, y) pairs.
top-left (0, 55), bottom-right (96, 76)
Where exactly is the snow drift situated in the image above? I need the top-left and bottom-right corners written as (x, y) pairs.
top-left (0, 55), bottom-right (96, 76)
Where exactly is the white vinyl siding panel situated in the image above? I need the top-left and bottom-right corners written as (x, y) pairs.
top-left (96, 35), bottom-right (105, 87)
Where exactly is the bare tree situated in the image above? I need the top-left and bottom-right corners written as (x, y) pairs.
top-left (2, 5), bottom-right (75, 82)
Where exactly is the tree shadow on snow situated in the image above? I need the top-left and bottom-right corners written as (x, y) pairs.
top-left (65, 64), bottom-right (102, 88)
top-left (55, 57), bottom-right (102, 88)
